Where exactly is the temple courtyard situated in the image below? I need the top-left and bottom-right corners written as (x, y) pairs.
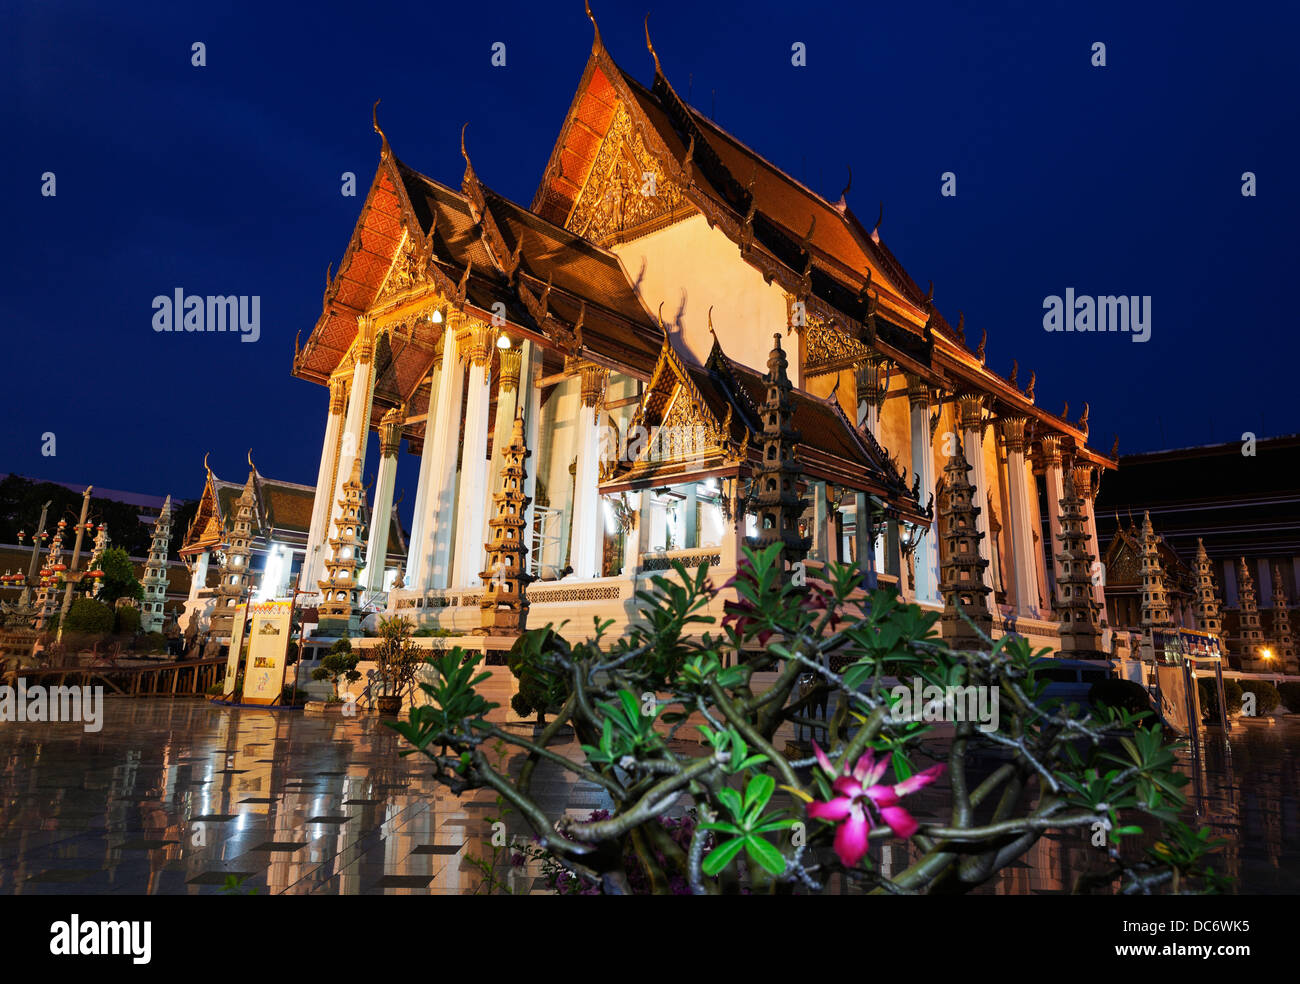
top-left (2, 681), bottom-right (1296, 895)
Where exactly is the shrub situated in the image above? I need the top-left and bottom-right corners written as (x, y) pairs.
top-left (115, 605), bottom-right (141, 636)
top-left (312, 641), bottom-right (360, 699)
top-left (389, 544), bottom-right (1229, 895)
top-left (138, 631), bottom-right (168, 654)
top-left (1238, 679), bottom-right (1280, 716)
top-left (63, 598), bottom-right (113, 636)
top-left (1089, 678), bottom-right (1152, 719)
top-left (507, 626), bottom-right (567, 724)
top-left (1277, 681), bottom-right (1300, 713)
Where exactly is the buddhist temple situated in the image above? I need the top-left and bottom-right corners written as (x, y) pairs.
top-left (290, 16), bottom-right (1117, 651)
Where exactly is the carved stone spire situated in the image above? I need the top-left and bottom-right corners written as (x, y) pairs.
top-left (1138, 512), bottom-right (1171, 630)
top-left (1271, 562), bottom-right (1296, 673)
top-left (317, 455), bottom-right (367, 637)
top-left (480, 411), bottom-right (534, 635)
top-left (1052, 472), bottom-right (1103, 657)
top-left (141, 496), bottom-right (173, 633)
top-left (1235, 557), bottom-right (1266, 670)
top-left (746, 333), bottom-right (811, 575)
top-left (1192, 538), bottom-right (1221, 637)
top-left (937, 440), bottom-right (992, 649)
top-left (211, 472), bottom-right (257, 639)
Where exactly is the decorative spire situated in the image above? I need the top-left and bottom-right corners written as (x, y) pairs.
top-left (210, 472), bottom-right (258, 639)
top-left (480, 412), bottom-right (535, 635)
top-left (1052, 471), bottom-right (1103, 657)
top-left (317, 455), bottom-right (368, 636)
top-left (1271, 562), bottom-right (1296, 672)
top-left (1235, 557), bottom-right (1266, 669)
top-left (1138, 512), bottom-right (1171, 630)
top-left (745, 333), bottom-right (811, 577)
top-left (937, 439), bottom-right (992, 650)
top-left (141, 496), bottom-right (173, 633)
top-left (1192, 538), bottom-right (1221, 637)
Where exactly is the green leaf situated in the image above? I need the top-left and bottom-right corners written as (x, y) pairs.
top-left (702, 836), bottom-right (746, 876)
top-left (743, 834), bottom-right (787, 876)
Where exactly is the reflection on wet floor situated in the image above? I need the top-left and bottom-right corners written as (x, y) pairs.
top-left (1, 674), bottom-right (1296, 894)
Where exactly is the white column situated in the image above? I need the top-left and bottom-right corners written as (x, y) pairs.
top-left (414, 322), bottom-right (466, 589)
top-left (1000, 416), bottom-right (1040, 618)
top-left (188, 550), bottom-right (210, 603)
top-left (452, 320), bottom-right (495, 587)
top-left (683, 484), bottom-right (699, 550)
top-left (959, 395), bottom-right (995, 593)
top-left (303, 374), bottom-right (348, 592)
top-left (520, 342), bottom-right (541, 560)
top-left (329, 317), bottom-right (378, 550)
top-left (364, 409), bottom-right (402, 592)
top-left (907, 377), bottom-right (940, 605)
top-left (404, 360), bottom-right (442, 578)
top-left (569, 363), bottom-right (608, 579)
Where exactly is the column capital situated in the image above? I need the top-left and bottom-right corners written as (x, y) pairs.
top-left (355, 314), bottom-right (376, 362)
top-left (998, 415), bottom-right (1029, 454)
top-left (458, 319), bottom-right (498, 368)
top-left (579, 362), bottom-right (610, 412)
top-left (379, 406), bottom-right (404, 457)
top-left (1040, 433), bottom-right (1064, 467)
top-left (905, 373), bottom-right (931, 409)
top-left (328, 374), bottom-right (349, 415)
top-left (498, 346), bottom-right (523, 393)
top-left (957, 392), bottom-right (986, 433)
top-left (1071, 464), bottom-right (1096, 500)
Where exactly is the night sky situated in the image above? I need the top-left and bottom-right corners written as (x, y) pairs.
top-left (5, 0), bottom-right (1297, 525)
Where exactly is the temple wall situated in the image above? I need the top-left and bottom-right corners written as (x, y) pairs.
top-left (610, 214), bottom-right (789, 375)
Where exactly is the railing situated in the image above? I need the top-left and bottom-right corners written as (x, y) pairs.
top-left (4, 656), bottom-right (227, 698)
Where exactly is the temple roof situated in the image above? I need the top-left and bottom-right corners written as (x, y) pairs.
top-left (603, 332), bottom-right (927, 523)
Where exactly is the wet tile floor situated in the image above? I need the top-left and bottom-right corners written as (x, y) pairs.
top-left (2, 675), bottom-right (1297, 894)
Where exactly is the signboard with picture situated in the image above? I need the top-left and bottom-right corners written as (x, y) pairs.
top-left (241, 601), bottom-right (293, 705)
top-left (222, 604), bottom-right (248, 698)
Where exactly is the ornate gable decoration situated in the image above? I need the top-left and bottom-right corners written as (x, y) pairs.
top-left (182, 466), bottom-right (224, 555)
top-left (795, 299), bottom-right (872, 376)
top-left (376, 230), bottom-right (435, 305)
top-left (568, 101), bottom-right (690, 245)
top-left (619, 340), bottom-right (741, 480)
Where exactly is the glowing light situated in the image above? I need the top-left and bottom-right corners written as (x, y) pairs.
top-left (497, 334), bottom-right (511, 349)
top-left (430, 310), bottom-right (443, 324)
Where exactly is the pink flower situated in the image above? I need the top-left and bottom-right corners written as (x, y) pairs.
top-left (806, 743), bottom-right (944, 867)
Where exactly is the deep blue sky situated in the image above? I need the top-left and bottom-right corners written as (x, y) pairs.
top-left (4, 0), bottom-right (1297, 520)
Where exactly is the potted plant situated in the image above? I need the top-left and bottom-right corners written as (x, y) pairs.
top-left (311, 637), bottom-right (360, 703)
top-left (373, 616), bottom-right (422, 717)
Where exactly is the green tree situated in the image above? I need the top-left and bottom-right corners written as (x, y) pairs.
top-left (63, 598), bottom-right (113, 636)
top-left (98, 547), bottom-right (142, 607)
top-left (115, 604), bottom-right (141, 636)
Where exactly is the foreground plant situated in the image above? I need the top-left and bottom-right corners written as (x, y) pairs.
top-left (389, 544), bottom-right (1226, 895)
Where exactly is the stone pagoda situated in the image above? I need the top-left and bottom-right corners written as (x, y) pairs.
top-left (1138, 512), bottom-right (1172, 631)
top-left (1192, 538), bottom-right (1222, 637)
top-left (140, 496), bottom-right (172, 633)
top-left (480, 409), bottom-right (534, 635)
top-left (937, 439), bottom-right (992, 650)
top-left (1235, 557), bottom-right (1266, 671)
top-left (1052, 471), bottom-right (1104, 658)
top-left (745, 333), bottom-right (811, 576)
top-left (211, 470), bottom-right (257, 639)
top-left (1271, 562), bottom-right (1295, 673)
top-left (317, 455), bottom-right (366, 637)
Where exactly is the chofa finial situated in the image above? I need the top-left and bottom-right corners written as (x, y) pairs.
top-left (372, 99), bottom-right (388, 154)
top-left (644, 13), bottom-right (662, 76)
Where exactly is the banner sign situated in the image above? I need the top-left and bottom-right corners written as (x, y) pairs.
top-left (223, 604), bottom-right (248, 697)
top-left (242, 601), bottom-right (293, 705)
